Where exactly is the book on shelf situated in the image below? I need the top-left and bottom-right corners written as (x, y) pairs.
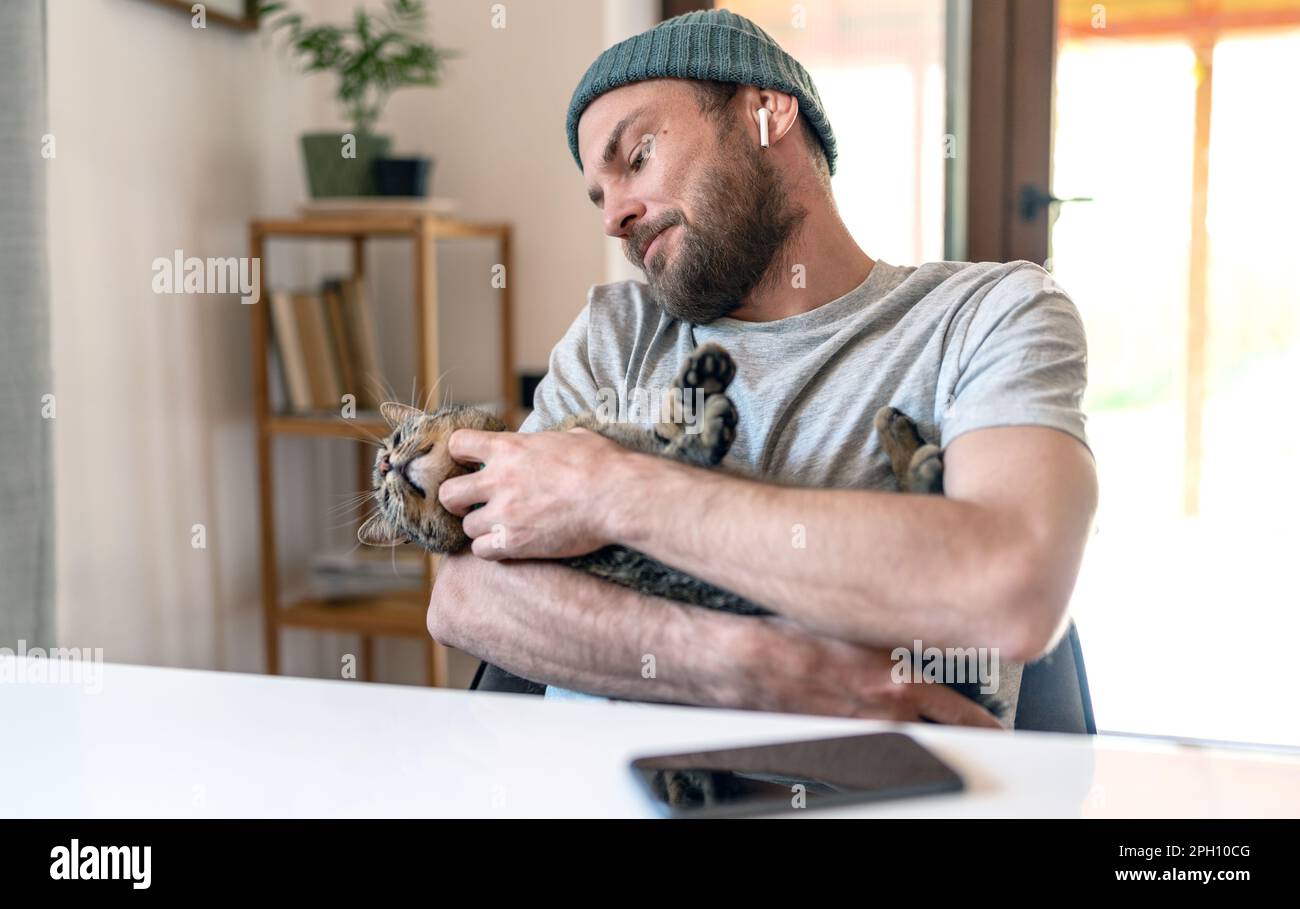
top-left (299, 545), bottom-right (428, 603)
top-left (322, 282), bottom-right (358, 409)
top-left (294, 291), bottom-right (343, 411)
top-left (268, 277), bottom-right (384, 416)
top-left (312, 545), bottom-right (425, 579)
top-left (325, 277), bottom-right (383, 409)
top-left (269, 290), bottom-right (313, 412)
top-left (289, 572), bottom-right (426, 604)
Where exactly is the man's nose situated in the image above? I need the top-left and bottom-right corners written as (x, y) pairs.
top-left (603, 193), bottom-right (645, 239)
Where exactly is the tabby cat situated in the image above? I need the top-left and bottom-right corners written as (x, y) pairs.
top-left (358, 342), bottom-right (1003, 719)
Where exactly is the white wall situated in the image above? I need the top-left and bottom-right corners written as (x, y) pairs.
top-left (46, 0), bottom-right (631, 683)
top-left (379, 0), bottom-right (610, 372)
top-left (49, 0), bottom-right (336, 679)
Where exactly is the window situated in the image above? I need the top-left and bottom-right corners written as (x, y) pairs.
top-left (719, 0), bottom-right (948, 265)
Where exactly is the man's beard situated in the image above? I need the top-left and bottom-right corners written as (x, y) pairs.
top-left (626, 125), bottom-right (806, 324)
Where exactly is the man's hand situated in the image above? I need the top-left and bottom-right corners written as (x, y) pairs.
top-left (437, 427), bottom-right (628, 560)
top-left (744, 615), bottom-right (1003, 727)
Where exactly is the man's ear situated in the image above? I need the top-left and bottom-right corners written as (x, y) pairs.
top-left (380, 402), bottom-right (422, 428)
top-left (751, 88), bottom-right (800, 148)
top-left (358, 513), bottom-right (409, 548)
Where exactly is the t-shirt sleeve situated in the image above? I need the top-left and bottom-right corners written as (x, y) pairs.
top-left (517, 300), bottom-right (599, 434)
top-left (940, 263), bottom-right (1090, 452)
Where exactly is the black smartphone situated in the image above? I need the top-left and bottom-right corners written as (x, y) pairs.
top-left (629, 731), bottom-right (964, 818)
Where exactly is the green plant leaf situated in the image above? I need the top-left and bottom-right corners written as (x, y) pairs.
top-left (265, 0), bottom-right (454, 133)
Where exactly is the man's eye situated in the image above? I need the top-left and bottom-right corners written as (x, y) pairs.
top-left (631, 145), bottom-right (650, 172)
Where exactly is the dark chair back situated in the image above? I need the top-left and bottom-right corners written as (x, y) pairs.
top-left (1013, 620), bottom-right (1096, 734)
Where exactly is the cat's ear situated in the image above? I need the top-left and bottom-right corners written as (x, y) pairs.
top-left (357, 513), bottom-right (409, 548)
top-left (380, 402), bottom-right (422, 428)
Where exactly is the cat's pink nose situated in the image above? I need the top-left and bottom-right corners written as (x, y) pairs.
top-left (379, 455), bottom-right (391, 475)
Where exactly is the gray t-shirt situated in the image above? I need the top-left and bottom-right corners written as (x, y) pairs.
top-left (521, 259), bottom-right (1089, 724)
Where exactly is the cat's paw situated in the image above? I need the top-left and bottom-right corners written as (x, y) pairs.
top-left (908, 444), bottom-right (944, 494)
top-left (873, 405), bottom-right (923, 450)
top-left (697, 394), bottom-right (738, 464)
top-left (677, 342), bottom-right (736, 395)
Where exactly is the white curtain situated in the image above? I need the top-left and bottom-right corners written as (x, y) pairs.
top-left (0, 0), bottom-right (54, 649)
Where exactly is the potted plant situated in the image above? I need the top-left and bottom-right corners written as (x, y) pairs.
top-left (261, 0), bottom-right (456, 197)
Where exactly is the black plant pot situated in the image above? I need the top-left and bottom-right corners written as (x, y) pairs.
top-left (374, 157), bottom-right (434, 197)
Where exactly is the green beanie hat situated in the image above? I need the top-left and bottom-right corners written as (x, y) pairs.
top-left (565, 8), bottom-right (837, 176)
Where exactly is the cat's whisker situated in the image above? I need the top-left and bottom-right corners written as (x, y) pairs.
top-left (367, 373), bottom-right (399, 409)
top-left (327, 499), bottom-right (372, 516)
top-left (343, 421), bottom-right (386, 447)
top-left (325, 511), bottom-right (374, 532)
top-left (331, 488), bottom-right (374, 501)
top-left (341, 537), bottom-right (368, 560)
top-left (328, 503), bottom-right (387, 534)
top-left (327, 406), bottom-right (386, 446)
top-left (328, 494), bottom-right (375, 517)
top-left (362, 373), bottom-right (406, 425)
top-left (422, 367), bottom-right (456, 413)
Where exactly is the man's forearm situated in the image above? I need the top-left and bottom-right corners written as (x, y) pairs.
top-left (611, 465), bottom-right (1009, 649)
top-left (429, 551), bottom-right (1004, 726)
top-left (603, 430), bottom-right (1095, 660)
top-left (428, 552), bottom-right (763, 706)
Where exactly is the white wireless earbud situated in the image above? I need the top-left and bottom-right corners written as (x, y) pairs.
top-left (757, 108), bottom-right (770, 148)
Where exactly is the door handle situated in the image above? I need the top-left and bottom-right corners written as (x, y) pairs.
top-left (1019, 185), bottom-right (1093, 221)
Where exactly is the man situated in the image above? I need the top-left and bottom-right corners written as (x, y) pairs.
top-left (429, 9), bottom-right (1096, 728)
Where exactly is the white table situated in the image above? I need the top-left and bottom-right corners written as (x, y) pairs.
top-left (3, 659), bottom-right (1298, 818)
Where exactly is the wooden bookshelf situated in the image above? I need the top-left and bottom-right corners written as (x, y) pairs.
top-left (249, 213), bottom-right (515, 686)
top-left (265, 412), bottom-right (390, 439)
